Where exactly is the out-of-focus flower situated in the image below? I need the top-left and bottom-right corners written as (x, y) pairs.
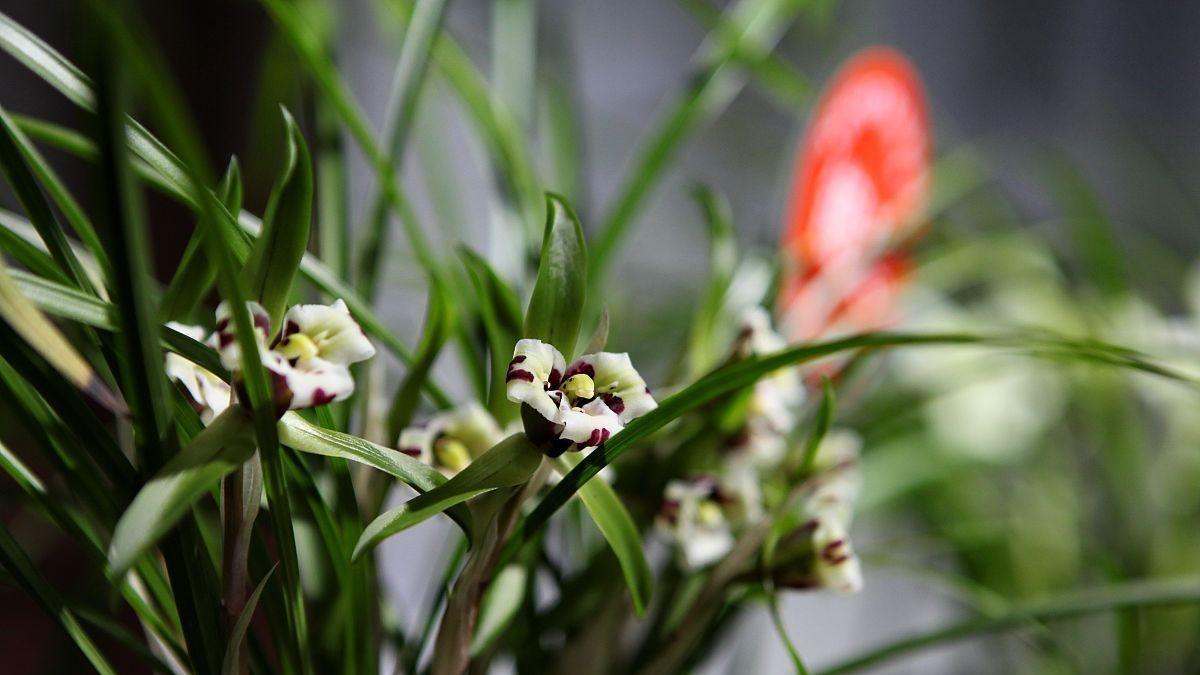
top-left (810, 517), bottom-right (863, 593)
top-left (805, 430), bottom-right (863, 525)
top-left (725, 308), bottom-right (804, 468)
top-left (398, 403), bottom-right (507, 477)
top-left (657, 472), bottom-right (763, 570)
top-left (164, 322), bottom-right (231, 423)
top-left (772, 429), bottom-right (865, 593)
top-left (215, 299), bottom-right (375, 412)
top-left (506, 339), bottom-right (656, 456)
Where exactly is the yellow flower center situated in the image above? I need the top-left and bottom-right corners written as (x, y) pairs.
top-left (435, 437), bottom-right (472, 474)
top-left (563, 373), bottom-right (595, 401)
top-left (278, 333), bottom-right (320, 363)
top-left (697, 500), bottom-right (723, 527)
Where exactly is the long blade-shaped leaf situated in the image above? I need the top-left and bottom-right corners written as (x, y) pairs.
top-left (555, 453), bottom-right (653, 615)
top-left (221, 565), bottom-right (277, 675)
top-left (354, 433), bottom-right (542, 559)
top-left (589, 0), bottom-right (810, 288)
top-left (819, 576), bottom-right (1200, 675)
top-left (0, 521), bottom-right (118, 675)
top-left (0, 257), bottom-right (122, 412)
top-left (277, 411), bottom-right (473, 537)
top-left (355, 0), bottom-right (447, 301)
top-left (524, 194), bottom-right (587, 357)
top-left (522, 331), bottom-right (1200, 536)
top-left (108, 407), bottom-right (257, 576)
top-left (244, 108), bottom-right (312, 324)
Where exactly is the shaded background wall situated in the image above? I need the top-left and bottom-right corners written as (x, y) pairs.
top-left (2, 0), bottom-right (1199, 672)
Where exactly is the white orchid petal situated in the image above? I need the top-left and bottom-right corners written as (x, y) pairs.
top-left (812, 518), bottom-right (863, 594)
top-left (164, 323), bottom-right (232, 424)
top-left (568, 352), bottom-right (657, 423)
top-left (558, 398), bottom-right (622, 448)
top-left (214, 301), bottom-right (271, 371)
top-left (657, 478), bottom-right (734, 569)
top-left (505, 339), bottom-right (566, 423)
top-left (279, 299), bottom-right (375, 366)
top-left (397, 426), bottom-right (435, 465)
top-left (263, 353), bottom-right (355, 410)
top-left (437, 402), bottom-right (505, 456)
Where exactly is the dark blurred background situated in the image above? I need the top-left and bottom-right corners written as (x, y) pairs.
top-left (2, 0), bottom-right (1199, 672)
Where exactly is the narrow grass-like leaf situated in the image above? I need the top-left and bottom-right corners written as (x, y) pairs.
top-left (85, 5), bottom-right (308, 663)
top-left (0, 256), bottom-right (122, 412)
top-left (459, 246), bottom-right (523, 418)
top-left (765, 588), bottom-right (809, 675)
top-left (354, 433), bottom-right (541, 559)
top-left (0, 104), bottom-right (96, 293)
top-left (0, 215), bottom-right (68, 283)
top-left (10, 268), bottom-right (226, 374)
top-left (677, 0), bottom-right (813, 112)
top-left (108, 407), bottom-right (257, 576)
top-left (276, 411), bottom-right (473, 537)
top-left (259, 0), bottom-right (439, 284)
top-left (355, 0), bottom-right (447, 300)
top-left (686, 184), bottom-right (737, 377)
top-left (0, 521), bottom-right (118, 675)
top-left (245, 108), bottom-right (312, 324)
top-left (796, 377), bottom-right (835, 477)
top-left (819, 576), bottom-right (1200, 674)
top-left (6, 107), bottom-right (440, 396)
top-left (469, 563), bottom-right (528, 656)
top-left (522, 331), bottom-right (1199, 537)
top-left (387, 276), bottom-right (453, 441)
top-left (0, 105), bottom-right (109, 278)
top-left (524, 194), bottom-right (587, 357)
top-left (382, 0), bottom-right (542, 248)
top-left (222, 565), bottom-right (277, 675)
top-left (555, 453), bottom-right (653, 615)
top-left (158, 157), bottom-right (241, 322)
top-left (589, 0), bottom-right (809, 288)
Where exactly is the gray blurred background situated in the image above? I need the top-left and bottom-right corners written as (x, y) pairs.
top-left (2, 0), bottom-right (1199, 672)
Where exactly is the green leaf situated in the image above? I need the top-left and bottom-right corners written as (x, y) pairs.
top-left (765, 588), bottom-right (809, 675)
top-left (524, 194), bottom-right (587, 357)
top-left (354, 433), bottom-right (541, 559)
top-left (158, 157), bottom-right (241, 323)
top-left (387, 276), bottom-right (454, 441)
top-left (554, 453), bottom-right (653, 615)
top-left (589, 0), bottom-right (810, 289)
top-left (0, 103), bottom-right (96, 294)
top-left (469, 563), bottom-right (527, 656)
top-left (686, 184), bottom-right (737, 377)
top-left (221, 565), bottom-right (277, 675)
top-left (108, 407), bottom-right (258, 577)
top-left (458, 246), bottom-right (523, 418)
top-left (244, 107), bottom-right (312, 324)
top-left (355, 0), bottom-right (447, 301)
top-left (276, 411), bottom-right (473, 537)
top-left (0, 104), bottom-right (109, 280)
top-left (796, 376), bottom-right (835, 477)
top-left (0, 242), bottom-right (122, 414)
top-left (819, 576), bottom-right (1200, 675)
top-left (0, 520), bottom-right (118, 675)
top-left (521, 330), bottom-right (1199, 537)
top-left (258, 0), bottom-right (440, 286)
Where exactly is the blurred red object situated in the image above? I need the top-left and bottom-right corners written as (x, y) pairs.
top-left (779, 47), bottom-right (930, 341)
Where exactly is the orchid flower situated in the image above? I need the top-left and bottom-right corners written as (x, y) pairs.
top-left (724, 308), bottom-right (804, 468)
top-left (656, 471), bottom-right (763, 570)
top-left (164, 322), bottom-right (231, 423)
top-left (506, 339), bottom-right (657, 455)
top-left (398, 403), bottom-right (509, 477)
top-left (215, 299), bottom-right (375, 411)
